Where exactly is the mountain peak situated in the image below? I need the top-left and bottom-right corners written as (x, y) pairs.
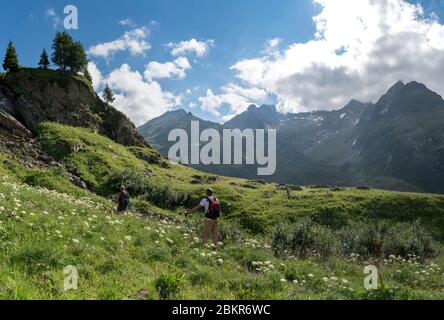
top-left (247, 104), bottom-right (258, 111)
top-left (168, 109), bottom-right (189, 116)
top-left (372, 80), bottom-right (444, 116)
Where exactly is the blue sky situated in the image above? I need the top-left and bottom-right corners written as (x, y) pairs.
top-left (1, 0), bottom-right (444, 125)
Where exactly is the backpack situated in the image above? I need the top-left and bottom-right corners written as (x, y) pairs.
top-left (205, 197), bottom-right (221, 219)
top-left (120, 191), bottom-right (130, 206)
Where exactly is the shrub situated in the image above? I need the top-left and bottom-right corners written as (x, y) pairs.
top-left (238, 211), bottom-right (268, 234)
top-left (104, 169), bottom-right (189, 209)
top-left (155, 272), bottom-right (185, 300)
top-left (382, 220), bottom-right (437, 258)
top-left (103, 169), bottom-right (151, 196)
top-left (338, 220), bottom-right (437, 258)
top-left (218, 222), bottom-right (244, 244)
top-left (272, 218), bottom-right (339, 259)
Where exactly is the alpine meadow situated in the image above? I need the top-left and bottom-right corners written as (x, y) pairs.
top-left (0, 0), bottom-right (444, 305)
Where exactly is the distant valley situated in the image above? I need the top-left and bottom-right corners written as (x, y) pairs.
top-left (139, 81), bottom-right (444, 194)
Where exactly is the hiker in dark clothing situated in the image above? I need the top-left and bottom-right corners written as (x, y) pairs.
top-left (185, 188), bottom-right (221, 245)
top-left (116, 186), bottom-right (130, 212)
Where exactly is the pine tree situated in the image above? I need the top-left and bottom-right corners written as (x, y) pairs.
top-left (52, 32), bottom-right (72, 71)
top-left (2, 41), bottom-right (20, 72)
top-left (68, 40), bottom-right (88, 73)
top-left (52, 32), bottom-right (88, 73)
top-left (102, 83), bottom-right (115, 105)
top-left (38, 49), bottom-right (50, 70)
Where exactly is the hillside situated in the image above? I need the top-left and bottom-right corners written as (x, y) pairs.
top-left (0, 68), bottom-right (147, 147)
top-left (0, 121), bottom-right (443, 299)
top-left (0, 69), bottom-right (443, 300)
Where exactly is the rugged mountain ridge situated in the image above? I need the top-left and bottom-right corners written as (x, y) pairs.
top-left (139, 81), bottom-right (444, 193)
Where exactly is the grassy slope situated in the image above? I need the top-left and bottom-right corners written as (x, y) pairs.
top-left (0, 122), bottom-right (442, 299)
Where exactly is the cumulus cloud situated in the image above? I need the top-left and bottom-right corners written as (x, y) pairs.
top-left (46, 8), bottom-right (61, 29)
top-left (230, 0), bottom-right (444, 113)
top-left (87, 62), bottom-right (104, 91)
top-left (198, 83), bottom-right (268, 118)
top-left (144, 57), bottom-right (191, 81)
top-left (167, 38), bottom-right (215, 57)
top-left (88, 27), bottom-right (151, 60)
top-left (105, 64), bottom-right (181, 126)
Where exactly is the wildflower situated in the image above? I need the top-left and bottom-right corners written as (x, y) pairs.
top-left (166, 238), bottom-right (174, 245)
top-left (341, 279), bottom-right (349, 284)
top-left (330, 277), bottom-right (338, 281)
top-left (308, 274), bottom-right (314, 278)
top-left (322, 277), bottom-right (329, 282)
top-left (72, 239), bottom-right (80, 244)
top-left (293, 280), bottom-right (299, 284)
top-left (280, 278), bottom-right (287, 283)
top-left (217, 259), bottom-right (224, 264)
top-left (124, 236), bottom-right (132, 241)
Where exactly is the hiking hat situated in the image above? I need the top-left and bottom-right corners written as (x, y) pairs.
top-left (206, 188), bottom-right (214, 196)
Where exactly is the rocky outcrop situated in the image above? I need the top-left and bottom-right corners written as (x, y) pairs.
top-left (0, 68), bottom-right (148, 147)
top-left (0, 109), bottom-right (52, 166)
top-left (0, 110), bottom-right (33, 139)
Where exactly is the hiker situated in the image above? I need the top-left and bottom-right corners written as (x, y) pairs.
top-left (116, 186), bottom-right (130, 212)
top-left (185, 188), bottom-right (221, 246)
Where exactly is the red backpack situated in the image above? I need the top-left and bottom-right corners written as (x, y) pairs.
top-left (206, 197), bottom-right (221, 219)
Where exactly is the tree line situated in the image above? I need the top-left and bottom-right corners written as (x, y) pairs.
top-left (2, 32), bottom-right (91, 82)
top-left (2, 32), bottom-right (116, 105)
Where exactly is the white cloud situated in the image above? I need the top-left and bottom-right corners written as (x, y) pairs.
top-left (144, 57), bottom-right (191, 81)
top-left (198, 83), bottom-right (268, 117)
top-left (230, 0), bottom-right (444, 113)
top-left (167, 38), bottom-right (215, 57)
top-left (119, 18), bottom-right (136, 27)
top-left (105, 64), bottom-right (181, 126)
top-left (46, 8), bottom-right (60, 29)
top-left (88, 27), bottom-right (151, 60)
top-left (262, 38), bottom-right (283, 58)
top-left (87, 62), bottom-right (104, 90)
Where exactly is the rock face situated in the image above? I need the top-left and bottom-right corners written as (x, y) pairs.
top-left (0, 109), bottom-right (50, 166)
top-left (0, 68), bottom-right (148, 147)
top-left (0, 110), bottom-right (33, 139)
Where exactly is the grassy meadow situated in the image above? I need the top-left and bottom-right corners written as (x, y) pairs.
top-left (0, 122), bottom-right (442, 299)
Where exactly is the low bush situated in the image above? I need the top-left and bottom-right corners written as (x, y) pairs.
top-left (104, 169), bottom-right (189, 209)
top-left (272, 218), bottom-right (339, 259)
top-left (273, 219), bottom-right (438, 260)
top-left (155, 271), bottom-right (185, 300)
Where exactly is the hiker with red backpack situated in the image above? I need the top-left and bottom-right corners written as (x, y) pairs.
top-left (185, 188), bottom-right (221, 246)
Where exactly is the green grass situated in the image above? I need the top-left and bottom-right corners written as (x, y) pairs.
top-left (0, 122), bottom-right (442, 300)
